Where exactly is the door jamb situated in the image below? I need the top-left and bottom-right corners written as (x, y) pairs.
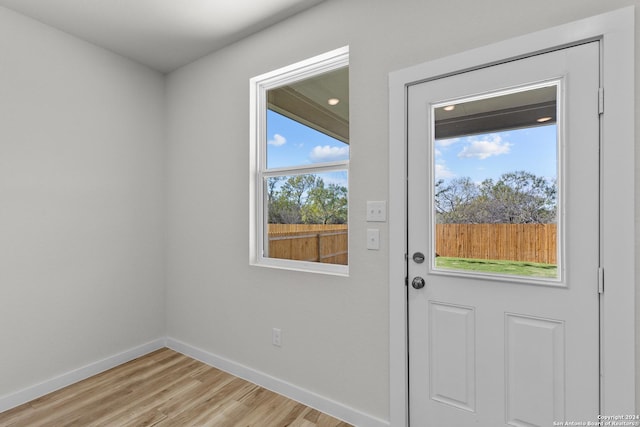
top-left (389, 8), bottom-right (634, 426)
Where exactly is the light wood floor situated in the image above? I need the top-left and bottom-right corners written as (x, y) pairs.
top-left (0, 348), bottom-right (352, 427)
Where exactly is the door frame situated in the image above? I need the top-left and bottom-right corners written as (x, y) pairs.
top-left (389, 8), bottom-right (635, 427)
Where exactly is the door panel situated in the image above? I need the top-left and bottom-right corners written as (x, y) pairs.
top-left (408, 42), bottom-right (600, 426)
top-left (505, 314), bottom-right (565, 426)
top-left (429, 301), bottom-right (476, 412)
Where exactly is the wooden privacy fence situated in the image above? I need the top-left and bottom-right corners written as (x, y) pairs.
top-left (267, 223), bottom-right (555, 265)
top-left (268, 224), bottom-right (348, 265)
top-left (435, 223), bottom-right (557, 264)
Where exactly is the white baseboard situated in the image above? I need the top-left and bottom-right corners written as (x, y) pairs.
top-left (0, 338), bottom-right (166, 413)
top-left (166, 337), bottom-right (389, 427)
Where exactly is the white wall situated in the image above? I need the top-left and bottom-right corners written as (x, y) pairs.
top-left (0, 0), bottom-right (637, 422)
top-left (165, 0), bottom-right (640, 420)
top-left (0, 7), bottom-right (166, 398)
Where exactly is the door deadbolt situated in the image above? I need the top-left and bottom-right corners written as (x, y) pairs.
top-left (411, 277), bottom-right (426, 289)
top-left (412, 252), bottom-right (425, 263)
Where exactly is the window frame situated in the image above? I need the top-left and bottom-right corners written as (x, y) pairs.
top-left (249, 46), bottom-right (350, 275)
top-left (428, 80), bottom-right (563, 285)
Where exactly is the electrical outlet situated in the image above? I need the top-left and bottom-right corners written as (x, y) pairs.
top-left (272, 328), bottom-right (282, 347)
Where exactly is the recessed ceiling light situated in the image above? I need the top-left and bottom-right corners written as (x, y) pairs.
top-left (328, 98), bottom-right (340, 106)
top-left (537, 116), bottom-right (553, 123)
top-left (443, 105), bottom-right (455, 111)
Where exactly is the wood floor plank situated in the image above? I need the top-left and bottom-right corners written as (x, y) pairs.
top-left (93, 375), bottom-right (202, 426)
top-left (0, 349), bottom-right (353, 427)
top-left (24, 349), bottom-right (185, 425)
top-left (46, 354), bottom-right (198, 426)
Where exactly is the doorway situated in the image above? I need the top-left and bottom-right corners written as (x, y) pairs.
top-left (389, 8), bottom-right (635, 426)
top-left (407, 42), bottom-right (599, 426)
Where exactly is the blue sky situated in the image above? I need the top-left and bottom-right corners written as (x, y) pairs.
top-left (267, 110), bottom-right (349, 169)
top-left (267, 108), bottom-right (556, 188)
top-left (266, 110), bottom-right (349, 187)
top-left (435, 124), bottom-right (557, 184)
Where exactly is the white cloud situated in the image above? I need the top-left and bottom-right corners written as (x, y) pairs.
top-left (435, 162), bottom-right (456, 179)
top-left (458, 135), bottom-right (511, 160)
top-left (436, 137), bottom-right (460, 148)
top-left (435, 138), bottom-right (460, 158)
top-left (268, 133), bottom-right (287, 146)
top-left (309, 145), bottom-right (349, 162)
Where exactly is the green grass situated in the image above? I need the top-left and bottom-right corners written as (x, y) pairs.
top-left (435, 257), bottom-right (558, 278)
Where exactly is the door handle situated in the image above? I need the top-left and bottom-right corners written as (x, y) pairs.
top-left (411, 277), bottom-right (426, 289)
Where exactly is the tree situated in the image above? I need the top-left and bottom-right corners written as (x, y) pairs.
top-left (436, 171), bottom-right (556, 224)
top-left (302, 179), bottom-right (348, 224)
top-left (280, 175), bottom-right (316, 208)
top-left (267, 174), bottom-right (348, 224)
top-left (435, 177), bottom-right (481, 223)
top-left (268, 175), bottom-right (315, 224)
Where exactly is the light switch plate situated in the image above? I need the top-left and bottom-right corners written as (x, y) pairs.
top-left (366, 201), bottom-right (387, 222)
top-left (367, 229), bottom-right (380, 250)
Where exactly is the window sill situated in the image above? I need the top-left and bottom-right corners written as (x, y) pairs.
top-left (250, 257), bottom-right (349, 277)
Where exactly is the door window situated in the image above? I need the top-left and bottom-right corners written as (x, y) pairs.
top-left (431, 83), bottom-right (560, 280)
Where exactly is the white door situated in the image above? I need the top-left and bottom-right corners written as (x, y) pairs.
top-left (408, 42), bottom-right (600, 426)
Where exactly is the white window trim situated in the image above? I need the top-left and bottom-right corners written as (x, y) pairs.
top-left (250, 46), bottom-right (350, 276)
top-left (389, 8), bottom-right (634, 426)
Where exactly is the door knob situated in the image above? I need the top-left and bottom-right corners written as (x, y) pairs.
top-left (412, 252), bottom-right (425, 263)
top-left (412, 277), bottom-right (426, 289)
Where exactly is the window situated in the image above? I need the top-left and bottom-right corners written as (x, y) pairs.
top-left (250, 47), bottom-right (349, 275)
top-left (431, 82), bottom-right (560, 280)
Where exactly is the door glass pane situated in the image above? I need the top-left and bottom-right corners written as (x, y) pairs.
top-left (432, 84), bottom-right (559, 279)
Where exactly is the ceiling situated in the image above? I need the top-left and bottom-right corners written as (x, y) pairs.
top-left (434, 85), bottom-right (557, 139)
top-left (0, 0), bottom-right (326, 73)
top-left (268, 66), bottom-right (349, 143)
